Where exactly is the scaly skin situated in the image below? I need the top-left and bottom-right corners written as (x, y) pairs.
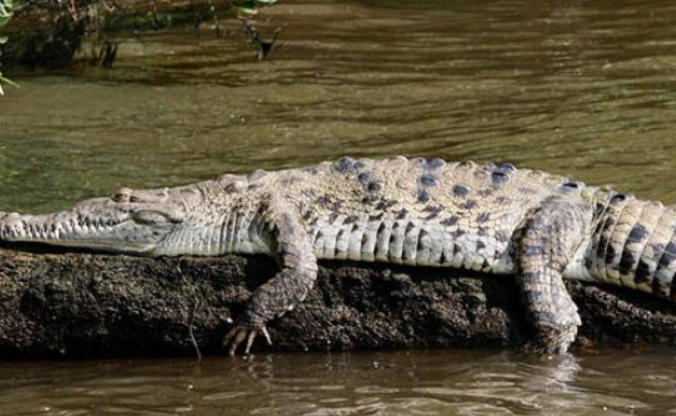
top-left (0, 157), bottom-right (673, 355)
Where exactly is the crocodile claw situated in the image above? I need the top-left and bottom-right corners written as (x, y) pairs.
top-left (223, 323), bottom-right (272, 356)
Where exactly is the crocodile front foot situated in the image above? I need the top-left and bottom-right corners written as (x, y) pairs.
top-left (223, 316), bottom-right (273, 356)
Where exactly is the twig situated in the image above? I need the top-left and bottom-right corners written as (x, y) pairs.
top-left (177, 259), bottom-right (203, 361)
top-left (240, 18), bottom-right (280, 61)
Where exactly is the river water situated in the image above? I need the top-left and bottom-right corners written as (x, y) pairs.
top-left (1, 0), bottom-right (676, 414)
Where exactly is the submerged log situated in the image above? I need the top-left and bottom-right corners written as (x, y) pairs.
top-left (1, 248), bottom-right (676, 359)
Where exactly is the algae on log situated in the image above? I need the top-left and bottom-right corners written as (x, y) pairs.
top-left (1, 248), bottom-right (676, 359)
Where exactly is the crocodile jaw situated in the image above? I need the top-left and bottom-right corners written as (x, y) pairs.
top-left (0, 199), bottom-right (178, 255)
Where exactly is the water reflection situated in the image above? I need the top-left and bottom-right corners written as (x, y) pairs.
top-left (2, 349), bottom-right (676, 415)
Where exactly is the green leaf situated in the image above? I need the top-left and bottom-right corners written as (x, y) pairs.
top-left (0, 76), bottom-right (19, 88)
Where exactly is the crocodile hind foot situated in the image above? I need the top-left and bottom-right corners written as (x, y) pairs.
top-left (527, 321), bottom-right (578, 355)
top-left (517, 196), bottom-right (591, 354)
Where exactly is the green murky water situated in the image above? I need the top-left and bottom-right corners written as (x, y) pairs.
top-left (2, 0), bottom-right (676, 414)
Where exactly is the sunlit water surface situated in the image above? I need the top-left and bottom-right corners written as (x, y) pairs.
top-left (2, 0), bottom-right (676, 414)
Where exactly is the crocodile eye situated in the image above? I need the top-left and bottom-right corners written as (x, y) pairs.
top-left (133, 211), bottom-right (170, 225)
top-left (112, 187), bottom-right (133, 203)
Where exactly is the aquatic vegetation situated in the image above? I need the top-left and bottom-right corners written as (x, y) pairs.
top-left (0, 0), bottom-right (22, 94)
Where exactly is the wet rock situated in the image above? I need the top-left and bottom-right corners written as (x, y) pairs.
top-left (0, 249), bottom-right (675, 359)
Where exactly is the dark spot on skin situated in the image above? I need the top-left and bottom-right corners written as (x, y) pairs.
top-left (361, 232), bottom-right (369, 245)
top-left (419, 175), bottom-right (438, 187)
top-left (247, 183), bottom-right (261, 191)
top-left (280, 176), bottom-right (301, 186)
top-left (593, 202), bottom-right (607, 221)
top-left (481, 259), bottom-right (491, 271)
top-left (377, 222), bottom-right (387, 236)
top-left (652, 243), bottom-right (665, 256)
top-left (659, 241), bottom-right (676, 268)
top-left (494, 196), bottom-right (510, 204)
top-left (301, 189), bottom-right (316, 198)
top-left (417, 190), bottom-right (431, 203)
top-left (635, 259), bottom-right (653, 285)
top-left (354, 161), bottom-right (366, 170)
top-left (396, 209), bottom-right (408, 219)
top-left (454, 229), bottom-right (466, 237)
top-left (369, 212), bottom-right (385, 221)
top-left (523, 245), bottom-right (542, 257)
top-left (358, 172), bottom-right (373, 184)
top-left (478, 227), bottom-right (487, 236)
top-left (375, 199), bottom-right (398, 210)
top-left (596, 236), bottom-right (609, 259)
top-left (491, 170), bottom-right (509, 185)
top-left (224, 183), bottom-right (241, 194)
top-left (496, 230), bottom-right (509, 243)
top-left (476, 212), bottom-right (490, 223)
top-left (628, 224), bottom-right (649, 243)
top-left (302, 209), bottom-right (314, 220)
top-left (477, 241), bottom-right (486, 250)
top-left (344, 215), bottom-right (359, 224)
top-left (367, 181), bottom-right (382, 192)
top-left (417, 229), bottom-right (429, 251)
top-left (611, 194), bottom-right (627, 203)
top-left (336, 229), bottom-right (346, 244)
top-left (605, 243), bottom-right (617, 264)
top-left (335, 157), bottom-right (356, 173)
top-left (329, 212), bottom-right (341, 223)
top-left (460, 200), bottom-right (477, 210)
top-left (351, 223), bottom-right (360, 233)
top-left (619, 249), bottom-right (639, 277)
top-left (361, 195), bottom-right (379, 204)
top-left (562, 181), bottom-right (580, 191)
top-left (441, 216), bottom-right (459, 226)
top-left (405, 222), bottom-right (416, 233)
top-left (453, 184), bottom-right (470, 197)
top-left (317, 195), bottom-right (331, 205)
top-left (424, 205), bottom-right (442, 220)
top-left (497, 162), bottom-right (516, 172)
top-left (427, 158), bottom-right (445, 169)
top-left (308, 217), bottom-right (318, 226)
top-left (302, 167), bottom-right (319, 175)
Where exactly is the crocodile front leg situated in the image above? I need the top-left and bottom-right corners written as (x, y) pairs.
top-left (223, 196), bottom-right (318, 356)
top-left (517, 197), bottom-right (592, 354)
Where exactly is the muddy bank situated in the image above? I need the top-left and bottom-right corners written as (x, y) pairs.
top-left (1, 249), bottom-right (676, 359)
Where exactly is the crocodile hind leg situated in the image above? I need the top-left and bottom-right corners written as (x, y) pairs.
top-left (517, 197), bottom-right (592, 354)
top-left (223, 196), bottom-right (318, 356)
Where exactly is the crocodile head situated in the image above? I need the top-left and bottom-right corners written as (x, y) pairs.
top-left (0, 186), bottom-right (195, 255)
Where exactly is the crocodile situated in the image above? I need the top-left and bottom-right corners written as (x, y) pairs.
top-left (0, 156), bottom-right (673, 355)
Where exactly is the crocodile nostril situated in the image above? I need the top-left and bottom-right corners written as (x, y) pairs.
top-left (112, 187), bottom-right (133, 203)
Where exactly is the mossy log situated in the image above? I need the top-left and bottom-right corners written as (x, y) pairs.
top-left (0, 0), bottom-right (236, 68)
top-left (2, 248), bottom-right (676, 359)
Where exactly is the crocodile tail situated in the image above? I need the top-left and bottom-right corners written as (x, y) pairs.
top-left (589, 194), bottom-right (676, 300)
